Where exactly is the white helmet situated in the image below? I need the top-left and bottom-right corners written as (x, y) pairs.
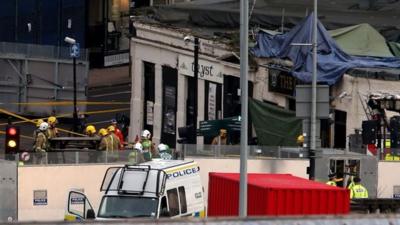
top-left (39, 122), bottom-right (49, 131)
top-left (157, 144), bottom-right (169, 152)
top-left (141, 129), bottom-right (151, 139)
top-left (134, 142), bottom-right (143, 153)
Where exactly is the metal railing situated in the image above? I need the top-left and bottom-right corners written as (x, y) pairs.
top-left (2, 145), bottom-right (308, 166)
top-left (0, 42), bottom-right (88, 61)
top-left (182, 144), bottom-right (308, 159)
top-left (10, 150), bottom-right (138, 166)
top-left (4, 144), bottom-right (399, 166)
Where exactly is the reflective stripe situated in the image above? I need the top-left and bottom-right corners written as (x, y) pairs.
top-left (326, 181), bottom-right (337, 186)
top-left (350, 184), bottom-right (368, 199)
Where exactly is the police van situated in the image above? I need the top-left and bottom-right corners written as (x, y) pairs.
top-left (64, 159), bottom-right (205, 220)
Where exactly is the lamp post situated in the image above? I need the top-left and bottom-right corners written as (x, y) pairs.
top-left (184, 35), bottom-right (199, 144)
top-left (65, 37), bottom-right (79, 132)
top-left (193, 37), bottom-right (199, 144)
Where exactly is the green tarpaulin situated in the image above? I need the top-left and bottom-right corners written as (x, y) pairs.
top-left (388, 42), bottom-right (400, 57)
top-left (249, 98), bottom-right (302, 146)
top-left (329, 23), bottom-right (394, 57)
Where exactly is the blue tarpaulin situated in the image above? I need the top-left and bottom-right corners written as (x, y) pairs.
top-left (251, 13), bottom-right (400, 85)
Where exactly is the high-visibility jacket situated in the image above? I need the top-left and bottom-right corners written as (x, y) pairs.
top-left (326, 181), bottom-right (337, 186)
top-left (385, 154), bottom-right (400, 161)
top-left (350, 184), bottom-right (369, 199)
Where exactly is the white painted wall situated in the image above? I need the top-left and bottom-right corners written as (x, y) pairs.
top-left (18, 164), bottom-right (122, 221)
top-left (17, 159), bottom-right (308, 221)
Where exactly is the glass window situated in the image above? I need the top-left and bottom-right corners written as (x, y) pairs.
top-left (167, 189), bottom-right (179, 216)
top-left (178, 186), bottom-right (187, 214)
top-left (159, 196), bottom-right (169, 217)
top-left (98, 196), bottom-right (158, 218)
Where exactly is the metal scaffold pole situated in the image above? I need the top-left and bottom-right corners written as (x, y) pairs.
top-left (239, 0), bottom-right (249, 217)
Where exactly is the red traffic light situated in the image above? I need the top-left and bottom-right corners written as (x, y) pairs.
top-left (8, 127), bottom-right (17, 136)
top-left (5, 126), bottom-right (20, 154)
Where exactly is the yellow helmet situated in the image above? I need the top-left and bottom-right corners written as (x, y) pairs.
top-left (48, 116), bottom-right (57, 124)
top-left (297, 135), bottom-right (304, 144)
top-left (98, 128), bottom-right (108, 136)
top-left (36, 119), bottom-right (44, 127)
top-left (107, 125), bottom-right (115, 132)
top-left (85, 125), bottom-right (96, 135)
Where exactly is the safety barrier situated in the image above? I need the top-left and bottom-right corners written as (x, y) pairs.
top-left (0, 42), bottom-right (88, 61)
top-left (13, 150), bottom-right (139, 166)
top-left (182, 144), bottom-right (308, 159)
top-left (8, 215), bottom-right (400, 224)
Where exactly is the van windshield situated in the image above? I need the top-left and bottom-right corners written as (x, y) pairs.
top-left (98, 196), bottom-right (158, 218)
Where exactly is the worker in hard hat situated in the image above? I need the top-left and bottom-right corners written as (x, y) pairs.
top-left (85, 125), bottom-right (100, 162)
top-left (128, 142), bottom-right (145, 164)
top-left (33, 119), bottom-right (44, 140)
top-left (34, 122), bottom-right (49, 164)
top-left (110, 119), bottom-right (124, 148)
top-left (107, 125), bottom-right (121, 151)
top-left (158, 143), bottom-right (172, 160)
top-left (297, 135), bottom-right (304, 147)
top-left (85, 125), bottom-right (97, 137)
top-left (47, 116), bottom-right (59, 139)
top-left (98, 128), bottom-right (109, 151)
top-left (141, 129), bottom-right (155, 161)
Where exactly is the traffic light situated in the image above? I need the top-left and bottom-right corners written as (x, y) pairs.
top-left (5, 125), bottom-right (20, 154)
top-left (177, 125), bottom-right (195, 144)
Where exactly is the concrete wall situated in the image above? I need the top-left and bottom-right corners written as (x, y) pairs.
top-left (18, 164), bottom-right (122, 221)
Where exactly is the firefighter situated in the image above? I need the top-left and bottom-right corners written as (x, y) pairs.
top-left (33, 119), bottom-right (44, 139)
top-left (47, 116), bottom-right (59, 139)
top-left (107, 125), bottom-right (121, 151)
top-left (158, 143), bottom-right (172, 160)
top-left (110, 119), bottom-right (124, 148)
top-left (128, 142), bottom-right (145, 164)
top-left (297, 135), bottom-right (304, 147)
top-left (34, 122), bottom-right (49, 164)
top-left (85, 125), bottom-right (99, 162)
top-left (326, 173), bottom-right (337, 186)
top-left (141, 129), bottom-right (154, 161)
top-left (350, 177), bottom-right (369, 199)
top-left (98, 128), bottom-right (109, 151)
top-left (85, 125), bottom-right (97, 137)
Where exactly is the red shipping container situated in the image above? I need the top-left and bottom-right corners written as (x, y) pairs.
top-left (208, 173), bottom-right (350, 216)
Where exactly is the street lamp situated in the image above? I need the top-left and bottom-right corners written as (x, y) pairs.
top-left (183, 35), bottom-right (199, 144)
top-left (64, 36), bottom-right (79, 132)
